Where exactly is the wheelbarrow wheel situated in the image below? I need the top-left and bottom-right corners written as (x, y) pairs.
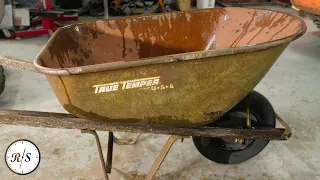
top-left (193, 91), bottom-right (275, 164)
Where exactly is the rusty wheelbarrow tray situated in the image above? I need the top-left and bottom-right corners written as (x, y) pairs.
top-left (0, 7), bottom-right (306, 180)
top-left (29, 7), bottom-right (306, 126)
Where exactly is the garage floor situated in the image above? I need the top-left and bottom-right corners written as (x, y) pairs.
top-left (0, 6), bottom-right (319, 180)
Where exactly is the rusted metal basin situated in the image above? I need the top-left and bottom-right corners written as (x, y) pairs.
top-left (34, 7), bottom-right (306, 125)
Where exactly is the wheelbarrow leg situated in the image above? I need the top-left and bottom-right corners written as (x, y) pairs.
top-left (145, 135), bottom-right (185, 180)
top-left (113, 133), bottom-right (142, 145)
top-left (106, 132), bottom-right (114, 173)
top-left (81, 130), bottom-right (114, 180)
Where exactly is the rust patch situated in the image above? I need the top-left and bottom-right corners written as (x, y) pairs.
top-left (58, 76), bottom-right (72, 103)
top-left (36, 8), bottom-right (305, 70)
top-left (204, 111), bottom-right (225, 122)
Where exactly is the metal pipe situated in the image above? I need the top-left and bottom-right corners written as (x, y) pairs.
top-left (81, 130), bottom-right (109, 180)
top-left (106, 132), bottom-right (113, 173)
top-left (145, 135), bottom-right (184, 180)
top-left (275, 113), bottom-right (292, 140)
top-left (246, 98), bottom-right (251, 129)
top-left (104, 0), bottom-right (109, 19)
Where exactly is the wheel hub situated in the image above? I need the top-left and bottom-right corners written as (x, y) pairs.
top-left (209, 111), bottom-right (258, 151)
top-left (192, 91), bottom-right (276, 164)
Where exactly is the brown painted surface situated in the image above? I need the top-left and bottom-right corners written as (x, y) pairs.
top-left (292, 0), bottom-right (320, 16)
top-left (36, 7), bottom-right (305, 70)
top-left (34, 8), bottom-right (306, 125)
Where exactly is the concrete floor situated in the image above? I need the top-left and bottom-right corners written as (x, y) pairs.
top-left (0, 6), bottom-right (320, 180)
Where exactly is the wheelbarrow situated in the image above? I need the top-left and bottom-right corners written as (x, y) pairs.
top-left (0, 7), bottom-right (306, 179)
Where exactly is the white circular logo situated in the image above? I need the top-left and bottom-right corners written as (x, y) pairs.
top-left (5, 140), bottom-right (40, 175)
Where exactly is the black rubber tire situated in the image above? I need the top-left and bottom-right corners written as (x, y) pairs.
top-left (193, 91), bottom-right (275, 164)
top-left (0, 66), bottom-right (5, 95)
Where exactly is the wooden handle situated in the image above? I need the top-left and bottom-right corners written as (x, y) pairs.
top-left (0, 55), bottom-right (38, 73)
top-left (0, 109), bottom-right (287, 140)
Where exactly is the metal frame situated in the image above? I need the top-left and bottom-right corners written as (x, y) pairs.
top-left (80, 129), bottom-right (185, 180)
top-left (0, 109), bottom-right (291, 179)
top-left (145, 135), bottom-right (185, 180)
top-left (81, 130), bottom-right (111, 180)
top-left (80, 130), bottom-right (138, 180)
